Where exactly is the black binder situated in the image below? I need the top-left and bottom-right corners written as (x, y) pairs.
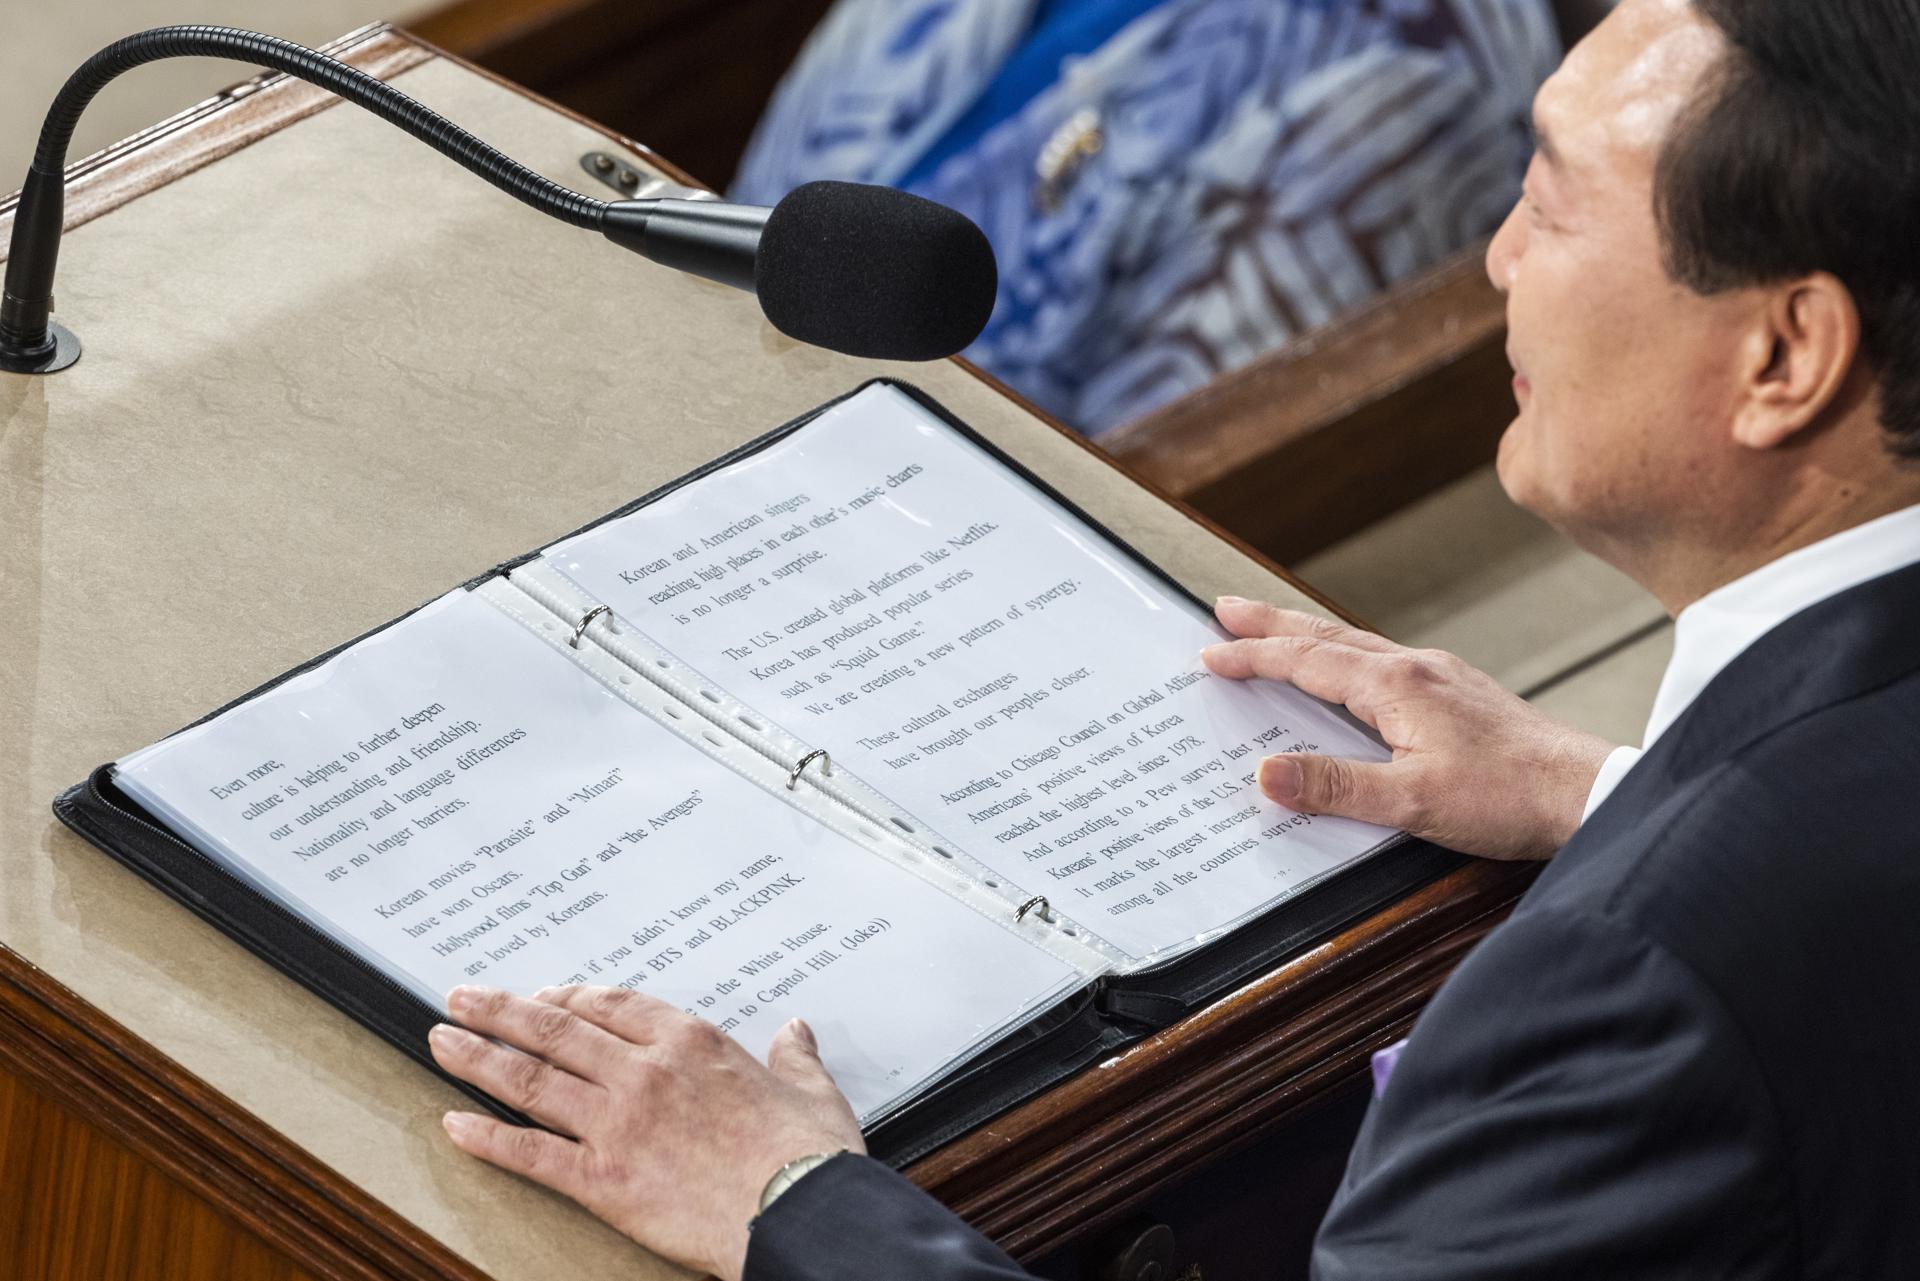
top-left (54, 378), bottom-right (1459, 1166)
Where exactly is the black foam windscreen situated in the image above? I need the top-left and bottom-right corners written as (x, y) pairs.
top-left (755, 181), bottom-right (999, 362)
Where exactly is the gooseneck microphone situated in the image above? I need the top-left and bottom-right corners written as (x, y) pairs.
top-left (0, 26), bottom-right (998, 375)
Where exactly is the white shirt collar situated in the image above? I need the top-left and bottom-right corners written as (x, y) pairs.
top-left (1581, 502), bottom-right (1920, 825)
top-left (1642, 502), bottom-right (1920, 748)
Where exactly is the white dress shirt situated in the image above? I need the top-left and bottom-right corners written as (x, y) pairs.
top-left (1581, 502), bottom-right (1920, 823)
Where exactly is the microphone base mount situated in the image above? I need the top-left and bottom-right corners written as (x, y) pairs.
top-left (0, 320), bottom-right (81, 375)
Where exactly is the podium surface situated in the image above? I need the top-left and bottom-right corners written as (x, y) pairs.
top-left (0, 27), bottom-right (1529, 1280)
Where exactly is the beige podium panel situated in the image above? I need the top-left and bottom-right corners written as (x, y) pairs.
top-left (1, 27), bottom-right (1531, 1281)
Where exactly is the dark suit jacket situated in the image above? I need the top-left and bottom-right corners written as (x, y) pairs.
top-left (745, 562), bottom-right (1920, 1281)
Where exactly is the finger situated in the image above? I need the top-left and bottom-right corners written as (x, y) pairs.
top-left (1200, 636), bottom-right (1385, 722)
top-left (534, 984), bottom-right (681, 1047)
top-left (442, 1110), bottom-right (584, 1196)
top-left (766, 1017), bottom-right (834, 1089)
top-left (1213, 598), bottom-right (1399, 654)
top-left (1260, 754), bottom-right (1415, 831)
top-left (448, 985), bottom-right (625, 1082)
top-left (429, 1023), bottom-right (601, 1131)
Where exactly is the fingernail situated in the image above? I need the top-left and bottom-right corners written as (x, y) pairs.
top-left (447, 985), bottom-right (492, 1014)
top-left (443, 1111), bottom-right (478, 1139)
top-left (531, 986), bottom-right (560, 1001)
top-left (1260, 756), bottom-right (1303, 802)
top-left (429, 1023), bottom-right (473, 1051)
top-left (789, 1017), bottom-right (817, 1053)
top-left (1200, 642), bottom-right (1227, 662)
top-left (1216, 595), bottom-right (1248, 609)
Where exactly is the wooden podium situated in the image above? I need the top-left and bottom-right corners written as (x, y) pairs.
top-left (0, 26), bottom-right (1532, 1280)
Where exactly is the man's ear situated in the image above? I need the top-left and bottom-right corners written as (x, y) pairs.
top-left (1732, 272), bottom-right (1861, 451)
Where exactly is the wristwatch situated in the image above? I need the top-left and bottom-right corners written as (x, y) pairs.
top-left (759, 1150), bottom-right (846, 1213)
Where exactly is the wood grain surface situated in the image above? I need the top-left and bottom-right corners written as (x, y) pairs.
top-left (0, 1063), bottom-right (320, 1281)
top-left (0, 957), bottom-right (494, 1281)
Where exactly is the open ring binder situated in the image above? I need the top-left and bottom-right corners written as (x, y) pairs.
top-left (1016, 896), bottom-right (1051, 924)
top-left (570, 604), bottom-right (612, 649)
top-left (787, 748), bottom-right (831, 791)
top-left (56, 377), bottom-right (1441, 1171)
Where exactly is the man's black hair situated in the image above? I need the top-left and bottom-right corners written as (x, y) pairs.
top-left (1656, 1), bottom-right (1920, 455)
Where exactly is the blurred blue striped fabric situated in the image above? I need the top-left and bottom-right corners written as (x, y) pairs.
top-left (734, 0), bottom-right (1559, 436)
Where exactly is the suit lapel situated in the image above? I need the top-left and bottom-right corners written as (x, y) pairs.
top-left (1574, 560), bottom-right (1920, 845)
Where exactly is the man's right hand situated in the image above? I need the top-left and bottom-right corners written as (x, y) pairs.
top-left (1201, 597), bottom-right (1618, 860)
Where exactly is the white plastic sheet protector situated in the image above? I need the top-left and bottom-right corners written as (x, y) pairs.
top-left (544, 384), bottom-right (1400, 965)
top-left (115, 589), bottom-right (1085, 1123)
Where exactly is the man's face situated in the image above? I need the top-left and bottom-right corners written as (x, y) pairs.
top-left (1487, 0), bottom-right (1752, 557)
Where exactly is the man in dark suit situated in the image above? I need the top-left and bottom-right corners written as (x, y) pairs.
top-left (419, 1), bottom-right (1920, 1276)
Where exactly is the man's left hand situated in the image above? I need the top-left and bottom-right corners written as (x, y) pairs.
top-left (1202, 597), bottom-right (1616, 858)
top-left (428, 984), bottom-right (864, 1281)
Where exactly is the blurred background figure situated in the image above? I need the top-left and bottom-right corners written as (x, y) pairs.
top-left (733, 0), bottom-right (1560, 435)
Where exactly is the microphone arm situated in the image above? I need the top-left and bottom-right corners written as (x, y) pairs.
top-left (1, 26), bottom-right (620, 374)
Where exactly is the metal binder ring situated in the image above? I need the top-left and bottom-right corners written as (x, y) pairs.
top-left (786, 748), bottom-right (831, 791)
top-left (1016, 896), bottom-right (1051, 924)
top-left (571, 605), bottom-right (611, 649)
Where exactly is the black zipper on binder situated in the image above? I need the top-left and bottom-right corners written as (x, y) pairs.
top-left (1094, 984), bottom-right (1191, 1032)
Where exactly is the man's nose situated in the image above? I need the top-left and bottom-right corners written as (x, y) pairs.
top-left (1485, 204), bottom-right (1524, 294)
